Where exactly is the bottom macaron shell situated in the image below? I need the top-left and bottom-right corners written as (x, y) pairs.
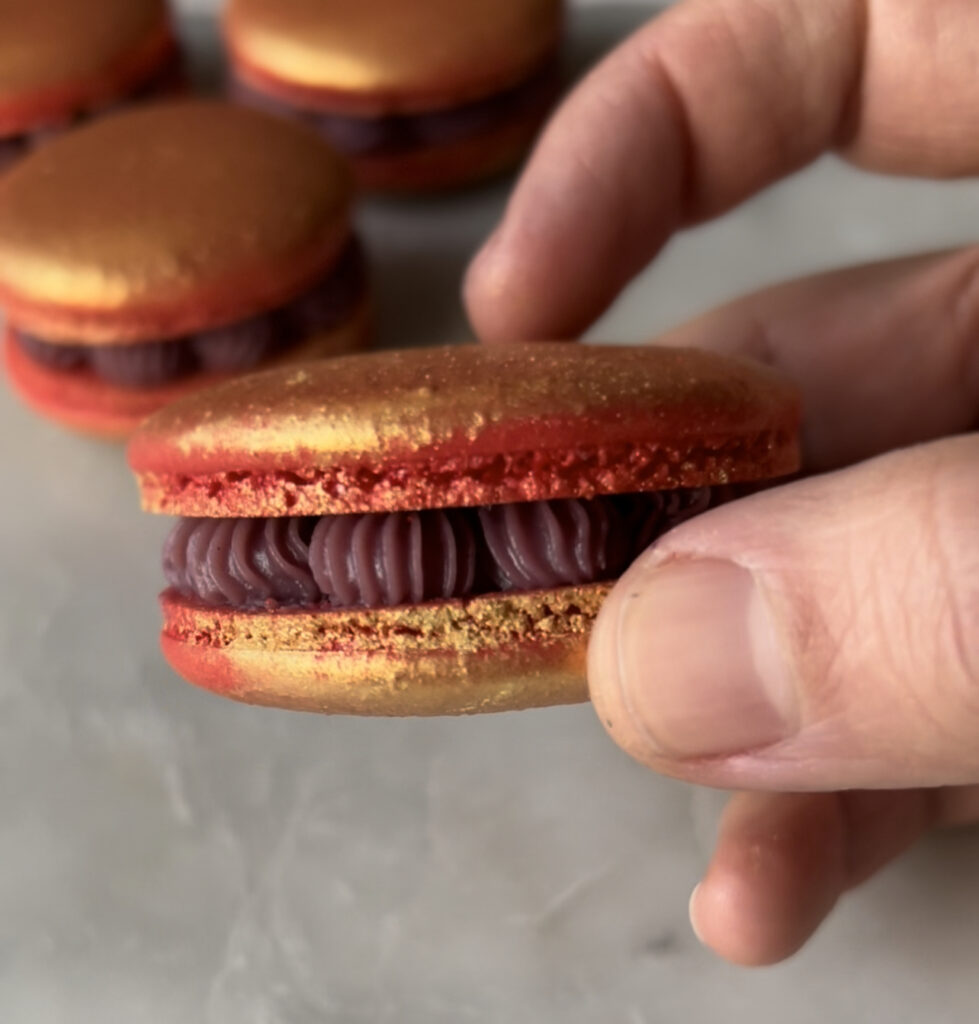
top-left (159, 582), bottom-right (610, 716)
top-left (352, 104), bottom-right (549, 193)
top-left (3, 298), bottom-right (371, 438)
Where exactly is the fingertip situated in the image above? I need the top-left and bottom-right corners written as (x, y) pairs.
top-left (693, 793), bottom-right (846, 966)
top-left (463, 230), bottom-right (520, 344)
top-left (690, 866), bottom-right (795, 967)
top-left (693, 888), bottom-right (786, 967)
top-left (462, 231), bottom-right (540, 344)
top-left (465, 222), bottom-right (591, 343)
top-left (691, 789), bottom-right (943, 966)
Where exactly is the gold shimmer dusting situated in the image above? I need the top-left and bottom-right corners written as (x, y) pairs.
top-left (129, 344), bottom-right (802, 516)
top-left (0, 0), bottom-right (167, 102)
top-left (0, 102), bottom-right (351, 320)
top-left (226, 0), bottom-right (563, 111)
top-left (161, 583), bottom-right (606, 715)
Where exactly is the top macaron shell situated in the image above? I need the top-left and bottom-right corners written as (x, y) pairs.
top-left (0, 0), bottom-right (174, 134)
top-left (129, 343), bottom-right (802, 519)
top-left (0, 101), bottom-right (353, 343)
top-left (225, 0), bottom-right (564, 114)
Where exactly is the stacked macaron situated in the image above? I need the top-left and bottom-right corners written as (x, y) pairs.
top-left (0, 101), bottom-right (370, 437)
top-left (128, 344), bottom-right (801, 716)
top-left (0, 0), bottom-right (182, 172)
top-left (224, 0), bottom-right (565, 190)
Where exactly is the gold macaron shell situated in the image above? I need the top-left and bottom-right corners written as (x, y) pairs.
top-left (129, 344), bottom-right (802, 518)
top-left (161, 583), bottom-right (607, 716)
top-left (226, 0), bottom-right (564, 113)
top-left (0, 102), bottom-right (352, 342)
top-left (0, 0), bottom-right (170, 131)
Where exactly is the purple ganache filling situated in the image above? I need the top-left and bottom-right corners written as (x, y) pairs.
top-left (229, 60), bottom-right (558, 158)
top-left (15, 239), bottom-right (366, 388)
top-left (163, 489), bottom-right (719, 611)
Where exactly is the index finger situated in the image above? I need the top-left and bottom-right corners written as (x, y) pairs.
top-left (466, 0), bottom-right (979, 342)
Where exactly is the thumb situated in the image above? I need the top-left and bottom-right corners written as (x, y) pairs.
top-left (589, 435), bottom-right (979, 790)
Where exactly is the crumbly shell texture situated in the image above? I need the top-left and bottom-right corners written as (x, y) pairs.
top-left (136, 430), bottom-right (791, 518)
top-left (129, 344), bottom-right (802, 516)
top-left (160, 582), bottom-right (606, 715)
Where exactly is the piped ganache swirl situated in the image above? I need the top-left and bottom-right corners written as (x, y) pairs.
top-left (13, 238), bottom-right (366, 388)
top-left (164, 488), bottom-right (721, 611)
top-left (165, 518), bottom-right (321, 608)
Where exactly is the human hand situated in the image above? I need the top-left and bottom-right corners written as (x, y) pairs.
top-left (465, 0), bottom-right (979, 966)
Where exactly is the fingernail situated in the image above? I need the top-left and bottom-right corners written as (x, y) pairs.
top-left (689, 884), bottom-right (707, 946)
top-left (610, 559), bottom-right (798, 758)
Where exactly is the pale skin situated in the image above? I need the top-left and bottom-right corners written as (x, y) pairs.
top-left (465, 0), bottom-right (979, 966)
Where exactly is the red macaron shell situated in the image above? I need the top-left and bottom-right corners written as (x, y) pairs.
top-left (5, 328), bottom-right (206, 439)
top-left (129, 344), bottom-right (802, 518)
top-left (348, 102), bottom-right (553, 192)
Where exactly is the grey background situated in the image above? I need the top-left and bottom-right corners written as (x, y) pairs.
top-left (2, 2), bottom-right (978, 1020)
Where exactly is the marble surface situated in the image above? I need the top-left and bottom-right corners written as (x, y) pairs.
top-left (3, 2), bottom-right (979, 1021)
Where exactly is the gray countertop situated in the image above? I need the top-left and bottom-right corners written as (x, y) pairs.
top-left (3, 3), bottom-right (978, 1021)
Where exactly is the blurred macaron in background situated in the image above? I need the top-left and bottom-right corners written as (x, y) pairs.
top-left (0, 0), bottom-right (184, 173)
top-left (0, 100), bottom-right (370, 438)
top-left (224, 0), bottom-right (566, 192)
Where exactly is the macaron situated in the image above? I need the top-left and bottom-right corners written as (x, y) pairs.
top-left (224, 0), bottom-right (564, 191)
top-left (128, 343), bottom-right (802, 717)
top-left (0, 101), bottom-right (370, 438)
top-left (0, 0), bottom-right (182, 173)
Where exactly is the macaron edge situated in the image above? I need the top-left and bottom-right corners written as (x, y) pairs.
top-left (3, 297), bottom-right (372, 438)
